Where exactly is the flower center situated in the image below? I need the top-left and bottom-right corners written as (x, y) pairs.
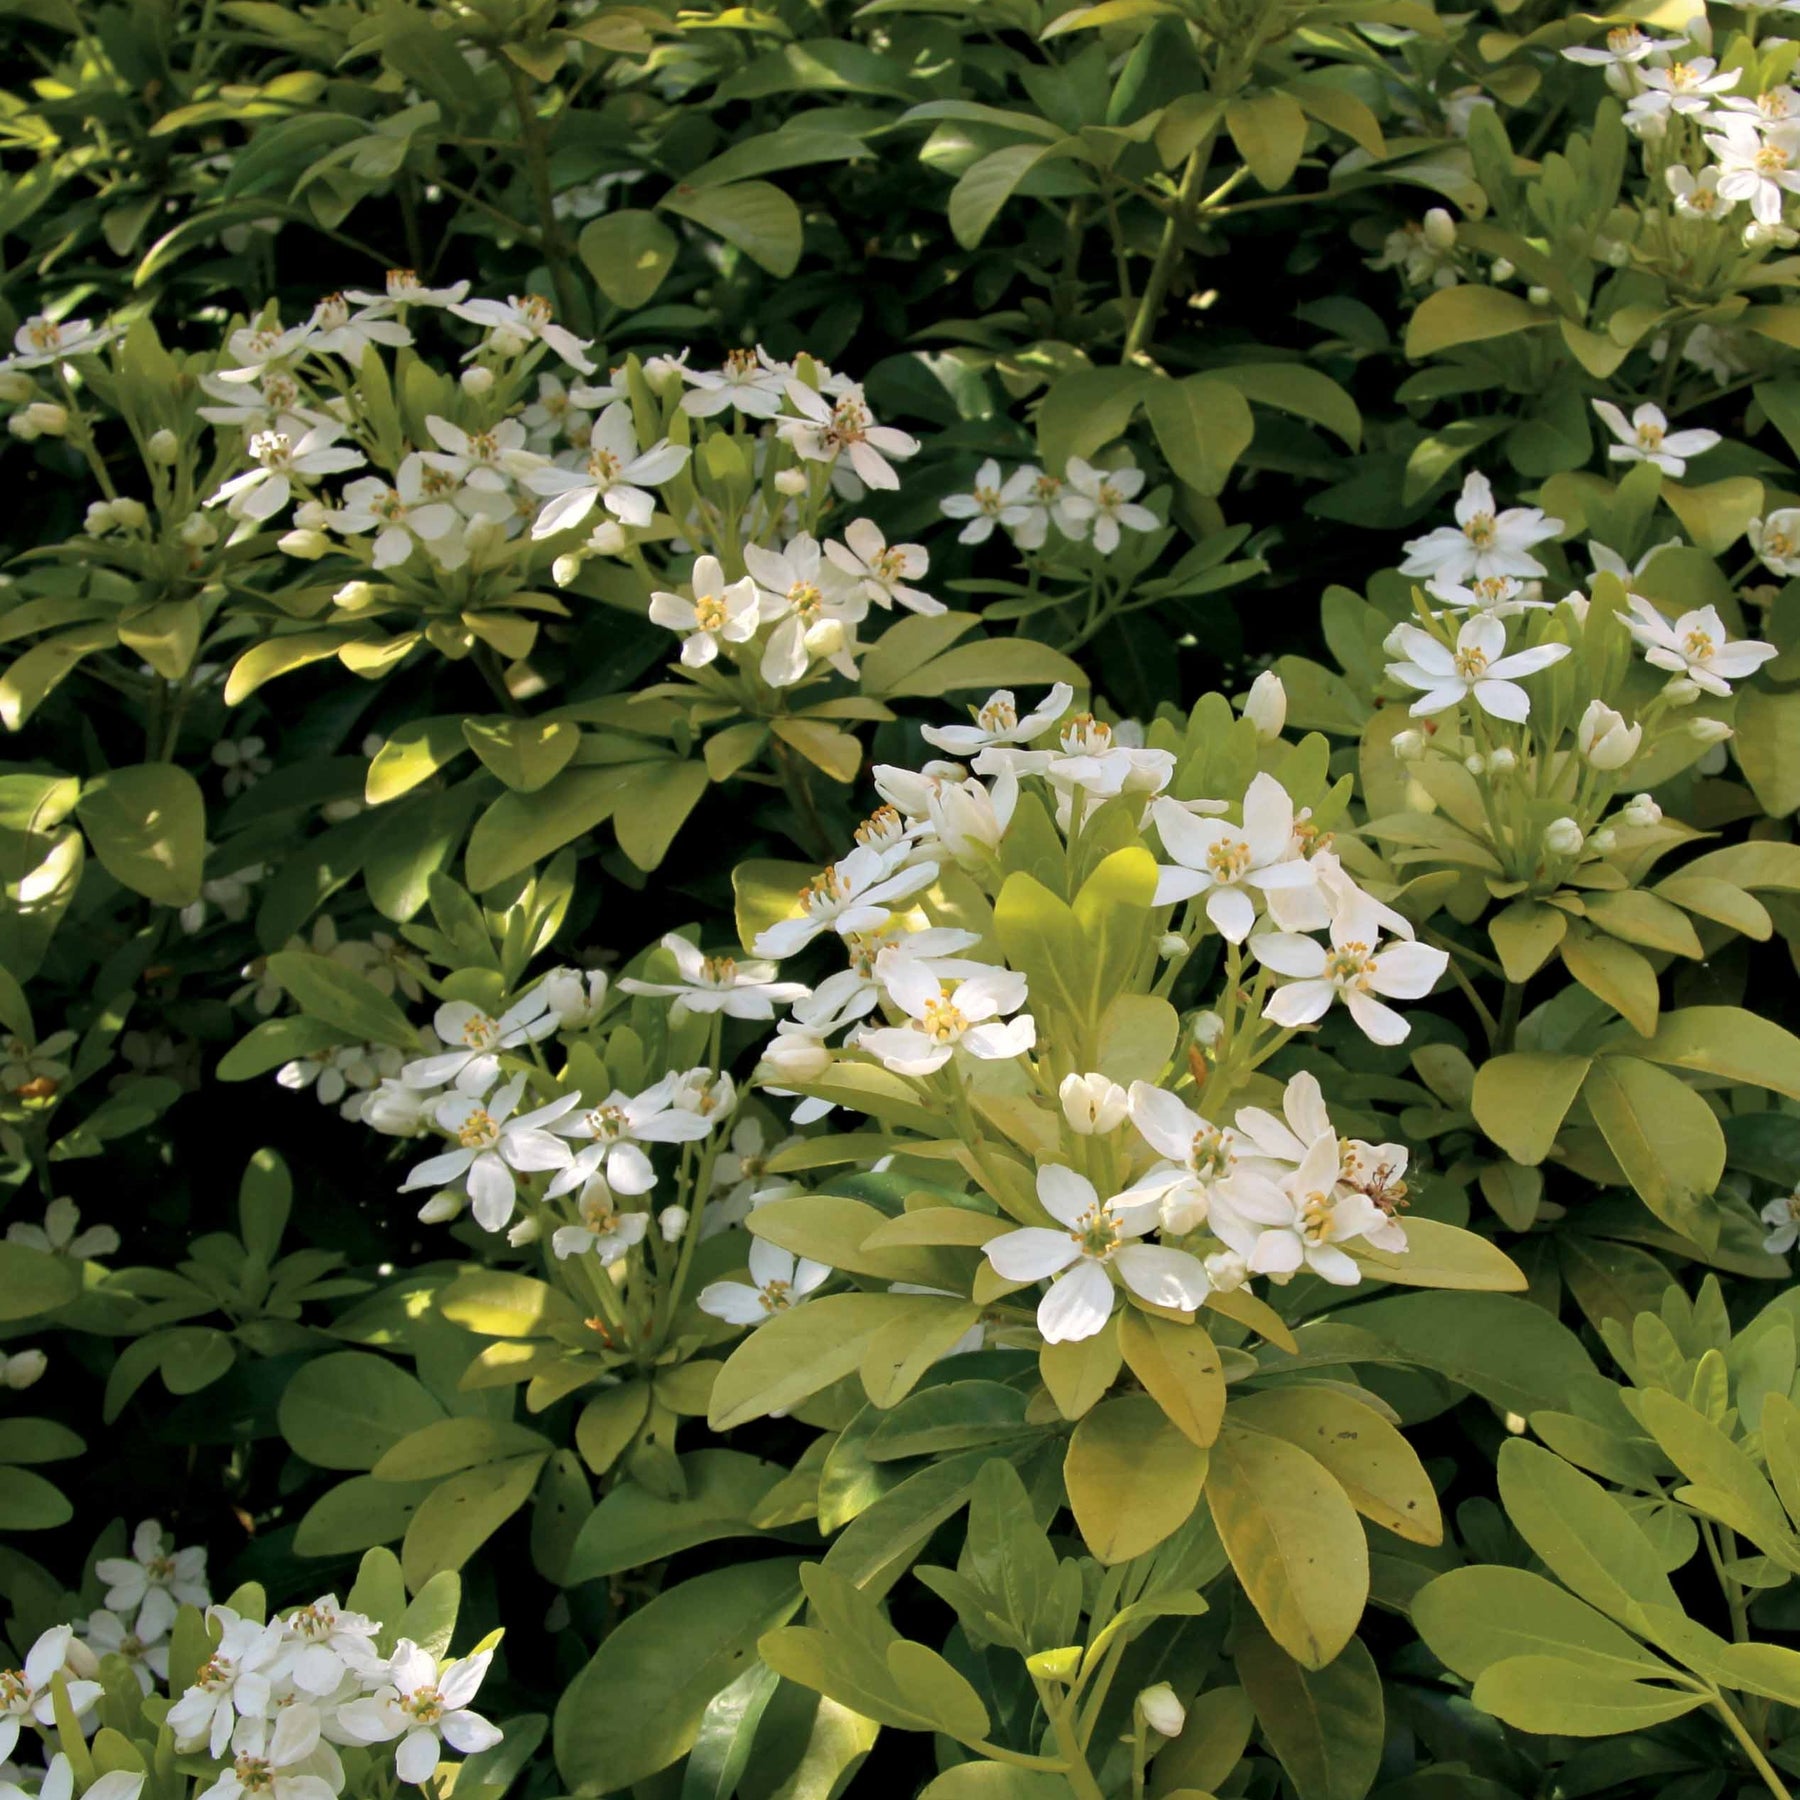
top-left (1097, 482), bottom-right (1125, 509)
top-left (1190, 1126), bottom-right (1232, 1179)
top-left (976, 696), bottom-right (1018, 733)
top-left (402, 1685), bottom-right (446, 1724)
top-left (25, 320), bottom-right (60, 351)
top-left (1060, 714), bottom-right (1112, 753)
top-left (1684, 627), bottom-right (1716, 661)
top-left (726, 348), bottom-right (759, 375)
top-left (1207, 837), bottom-right (1252, 882)
top-left (1668, 62), bottom-right (1696, 89)
top-left (1606, 26), bottom-right (1641, 52)
top-left (1463, 512), bottom-right (1497, 549)
top-left (920, 995), bottom-right (968, 1042)
top-left (317, 294), bottom-right (349, 329)
top-left (586, 448), bottom-right (623, 482)
top-left (1032, 474), bottom-right (1062, 501)
top-left (788, 580), bottom-right (822, 619)
top-left (251, 431), bottom-right (293, 471)
top-left (372, 488), bottom-right (408, 523)
top-left (700, 954), bottom-right (737, 985)
top-left (519, 296), bottom-right (554, 328)
top-left (1758, 144), bottom-right (1792, 175)
top-left (854, 805), bottom-right (903, 847)
top-left (1070, 1204), bottom-right (1122, 1260)
top-left (803, 868), bottom-right (850, 912)
top-left (579, 1193), bottom-right (620, 1233)
top-left (0, 1671), bottom-right (29, 1708)
top-left (387, 269), bottom-right (420, 297)
top-left (1324, 942), bottom-right (1375, 989)
top-left (262, 374), bottom-right (298, 410)
top-left (461, 1015), bottom-right (500, 1048)
top-left (290, 1603), bottom-right (335, 1639)
top-left (758, 1278), bottom-right (793, 1312)
top-left (1470, 576), bottom-right (1513, 604)
top-left (466, 430), bottom-right (499, 462)
top-left (829, 399), bottom-right (871, 445)
top-left (1299, 1191), bottom-right (1336, 1244)
top-left (234, 1757), bottom-right (276, 1793)
top-left (1769, 530), bottom-right (1795, 557)
top-left (973, 484), bottom-right (1001, 512)
top-left (457, 1109), bottom-right (500, 1150)
top-left (583, 1105), bottom-right (626, 1141)
top-left (1452, 644), bottom-right (1490, 678)
top-left (871, 548), bottom-right (908, 583)
top-left (194, 1654), bottom-right (235, 1692)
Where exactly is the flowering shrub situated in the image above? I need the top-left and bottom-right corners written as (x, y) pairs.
top-left (5, 3), bottom-right (1800, 1800)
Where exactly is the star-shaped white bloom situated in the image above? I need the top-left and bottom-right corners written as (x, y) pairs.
top-left (332, 456), bottom-right (462, 569)
top-left (546, 1076), bottom-right (715, 1198)
top-left (449, 294), bottom-right (596, 373)
top-left (618, 933), bottom-right (810, 1019)
top-left (303, 292), bottom-right (412, 363)
top-left (984, 1165), bottom-right (1211, 1344)
top-left (551, 1183), bottom-right (652, 1263)
top-left (1749, 508), bottom-right (1800, 576)
top-left (777, 380), bottom-right (918, 488)
top-left (419, 415), bottom-right (543, 492)
top-left (344, 270), bottom-right (471, 312)
top-left (1251, 896), bottom-right (1449, 1045)
top-left (335, 1640), bottom-right (502, 1784)
top-left (1592, 399), bottom-right (1720, 477)
top-left (1398, 471), bottom-right (1561, 584)
top-left (1620, 593), bottom-right (1778, 694)
top-left (166, 1609), bottom-right (286, 1757)
top-left (94, 1520), bottom-right (209, 1640)
top-left (206, 425), bottom-right (364, 525)
top-left (0, 1628), bottom-right (104, 1760)
top-left (1208, 1129), bottom-right (1394, 1286)
top-left (1054, 458), bottom-right (1159, 553)
top-left (404, 991), bottom-right (559, 1095)
top-left (922, 684), bottom-right (1074, 757)
top-left (1126, 1082), bottom-right (1252, 1233)
top-left (526, 402), bottom-right (690, 536)
top-left (648, 554), bottom-right (762, 668)
top-left (1384, 615), bottom-right (1570, 720)
top-left (753, 840), bottom-right (940, 959)
top-left (1706, 115), bottom-right (1800, 225)
top-left (698, 1238), bottom-right (832, 1324)
top-left (825, 519), bottom-right (941, 615)
top-left (1666, 164), bottom-right (1731, 220)
top-left (743, 534), bottom-right (868, 686)
top-left (858, 952), bottom-right (1035, 1076)
top-left (1563, 25), bottom-right (1657, 69)
top-left (1150, 773), bottom-right (1321, 942)
top-left (5, 315), bottom-right (116, 369)
top-left (401, 1077), bottom-right (579, 1230)
top-left (1762, 1188), bottom-right (1800, 1255)
top-left (680, 347), bottom-right (791, 418)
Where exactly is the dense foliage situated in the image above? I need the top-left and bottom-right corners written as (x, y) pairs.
top-left (4, 1), bottom-right (1800, 1798)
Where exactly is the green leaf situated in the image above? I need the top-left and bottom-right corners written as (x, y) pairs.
top-left (554, 1560), bottom-right (804, 1793)
top-left (366, 717), bottom-right (472, 804)
top-left (372, 1418), bottom-right (554, 1482)
top-left (1065, 1394), bottom-right (1209, 1564)
top-left (1118, 1310), bottom-right (1223, 1447)
top-left (1470, 1656), bottom-right (1701, 1735)
top-left (0, 1243), bottom-right (79, 1322)
top-left (1035, 367), bottom-right (1151, 473)
top-left (1209, 362), bottom-right (1361, 450)
top-left (1583, 1056), bottom-right (1724, 1240)
top-left (279, 1353), bottom-right (446, 1472)
top-left (0, 1467), bottom-right (71, 1531)
top-left (267, 951), bottom-right (416, 1048)
top-left (1144, 375), bottom-right (1255, 497)
top-left (708, 1294), bottom-right (915, 1430)
top-left (1235, 1616), bottom-right (1383, 1800)
top-left (401, 1453), bottom-right (546, 1590)
top-left (949, 142), bottom-right (1052, 248)
top-left (1735, 685), bottom-right (1800, 817)
top-left (462, 718), bottom-right (580, 794)
top-left (662, 181), bottom-right (802, 276)
top-left (563, 1451), bottom-right (788, 1581)
top-left (75, 764), bottom-right (205, 907)
top-left (1225, 89), bottom-right (1309, 190)
top-left (1562, 931), bottom-right (1660, 1036)
top-left (1207, 1423), bottom-right (1367, 1669)
top-left (1637, 1006), bottom-right (1800, 1102)
top-left (294, 1475), bottom-right (435, 1558)
top-left (1470, 1052), bottom-right (1590, 1165)
top-left (465, 767), bottom-right (633, 891)
top-left (612, 760), bottom-right (713, 871)
top-left (577, 209), bottom-right (679, 309)
top-left (1405, 285), bottom-right (1546, 358)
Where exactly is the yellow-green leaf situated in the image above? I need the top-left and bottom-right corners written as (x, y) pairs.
top-left (1064, 1393), bottom-right (1208, 1564)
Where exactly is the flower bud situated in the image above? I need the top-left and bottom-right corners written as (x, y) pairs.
top-left (589, 519), bottom-right (629, 556)
top-left (61, 1637), bottom-right (100, 1681)
top-left (659, 1206), bottom-right (689, 1242)
top-left (1157, 932), bottom-right (1187, 960)
top-left (1527, 285), bottom-right (1551, 307)
top-left (279, 528), bottom-right (330, 559)
top-left (1464, 752), bottom-right (1486, 777)
top-left (461, 365), bottom-right (496, 396)
top-left (1663, 676), bottom-right (1702, 705)
top-left (1243, 669), bottom-right (1287, 739)
top-left (489, 328), bottom-right (527, 358)
top-left (1137, 1684), bottom-right (1186, 1739)
top-left (774, 467), bottom-right (808, 496)
top-left (760, 1026), bottom-right (830, 1085)
top-left (1490, 257), bottom-right (1516, 282)
top-left (1, 1348), bottom-right (46, 1390)
top-left (1204, 1250), bottom-right (1248, 1292)
top-left (1622, 792), bottom-right (1662, 828)
top-left (1689, 717), bottom-right (1733, 744)
top-left (334, 579), bottom-right (375, 610)
top-left (1577, 698), bottom-right (1642, 770)
top-left (111, 497), bottom-right (148, 531)
top-left (1060, 1072), bottom-right (1129, 1136)
top-left (1192, 1010), bottom-right (1225, 1049)
top-left (1392, 728), bottom-right (1426, 762)
top-left (1588, 827), bottom-right (1617, 854)
top-left (0, 372), bottom-right (33, 403)
top-left (1422, 207), bottom-right (1457, 250)
top-left (1488, 746), bottom-right (1517, 776)
top-left (294, 498), bottom-right (330, 530)
top-left (506, 1216), bottom-right (541, 1246)
top-left (179, 514), bottom-right (218, 549)
top-left (542, 966), bottom-right (608, 1029)
top-left (644, 354), bottom-right (687, 397)
top-left (84, 501), bottom-right (115, 536)
top-left (147, 428), bottom-right (180, 464)
top-left (26, 401), bottom-right (68, 435)
top-left (1543, 817), bottom-right (1584, 857)
top-left (417, 1190), bottom-right (464, 1224)
top-left (552, 553), bottom-right (582, 587)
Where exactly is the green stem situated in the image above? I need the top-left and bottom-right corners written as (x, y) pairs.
top-left (1122, 137), bottom-right (1214, 362)
top-left (1031, 1684), bottom-right (1108, 1800)
top-left (506, 65), bottom-right (580, 323)
top-left (1712, 1691), bottom-right (1793, 1800)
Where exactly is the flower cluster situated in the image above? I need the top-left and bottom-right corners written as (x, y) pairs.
top-left (938, 456), bottom-right (1159, 554)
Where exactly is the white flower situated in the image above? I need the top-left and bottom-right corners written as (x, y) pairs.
top-left (1126, 1082), bottom-right (1251, 1234)
top-left (1626, 56), bottom-right (1739, 133)
top-left (997, 465), bottom-right (1063, 548)
top-left (304, 292), bottom-right (412, 362)
top-left (698, 1238), bottom-right (832, 1325)
top-left (94, 1520), bottom-right (209, 1640)
top-left (1749, 509), bottom-right (1800, 576)
top-left (279, 1595), bottom-right (382, 1694)
top-left (1621, 593), bottom-right (1779, 695)
top-left (77, 1609), bottom-right (167, 1694)
top-left (825, 519), bottom-right (942, 615)
top-left (404, 991), bottom-right (559, 1094)
top-left (541, 966), bottom-right (609, 1029)
top-left (217, 318), bottom-right (314, 382)
top-left (939, 459), bottom-right (1017, 544)
top-left (1703, 116), bottom-right (1800, 225)
top-left (400, 1076), bottom-right (579, 1230)
top-left (5, 315), bottom-right (115, 369)
top-left (1385, 614), bottom-right (1569, 720)
top-left (1060, 1073), bottom-right (1129, 1136)
top-left (984, 1166), bottom-right (1210, 1344)
top-left (449, 294), bottom-right (595, 373)
top-left (1592, 400), bottom-right (1719, 477)
top-left (167, 1610), bottom-right (286, 1757)
top-left (1423, 573), bottom-right (1551, 617)
top-left (753, 840), bottom-right (940, 959)
top-left (1666, 164), bottom-right (1731, 220)
top-left (1243, 669), bottom-right (1287, 739)
top-left (206, 425), bottom-right (364, 525)
top-left (1054, 458), bottom-right (1158, 553)
top-left (419, 415), bottom-right (543, 492)
top-left (545, 1076), bottom-right (714, 1198)
top-left (196, 1714), bottom-right (339, 1800)
top-left (1398, 471), bottom-right (1561, 584)
top-left (527, 403), bottom-right (690, 537)
top-left (345, 270), bottom-right (471, 311)
top-left (1252, 896), bottom-right (1449, 1045)
top-left (336, 1640), bottom-right (502, 1784)
top-left (7, 1196), bottom-right (115, 1259)
top-left (1150, 774), bottom-right (1320, 943)
top-left (681, 348), bottom-right (790, 418)
top-left (922, 685), bottom-right (1073, 757)
top-left (0, 1029), bottom-right (73, 1094)
top-left (7, 1759), bottom-right (142, 1800)
top-left (332, 458), bottom-right (463, 569)
top-left (1210, 1130), bottom-right (1390, 1286)
top-left (1563, 25), bottom-right (1657, 71)
top-left (778, 380), bottom-right (917, 488)
top-left (859, 953), bottom-right (1035, 1075)
top-left (1229, 1069), bottom-right (1337, 1172)
top-left (1762, 1190), bottom-right (1800, 1255)
top-left (743, 535), bottom-right (868, 687)
top-left (619, 934), bottom-right (809, 1019)
top-left (1577, 699), bottom-right (1643, 769)
top-left (0, 1628), bottom-right (104, 1759)
top-left (648, 554), bottom-right (761, 668)
top-left (551, 1185), bottom-right (651, 1263)
top-left (981, 715), bottom-right (1174, 822)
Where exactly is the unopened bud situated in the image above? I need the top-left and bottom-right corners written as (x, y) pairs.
top-left (506, 1216), bottom-right (541, 1246)
top-left (1527, 285), bottom-right (1551, 308)
top-left (1192, 1010), bottom-right (1225, 1049)
top-left (760, 1028), bottom-right (830, 1085)
top-left (1060, 1072), bottom-right (1129, 1136)
top-left (774, 467), bottom-right (808, 496)
top-left (659, 1206), bottom-right (689, 1243)
top-left (589, 519), bottom-right (629, 556)
top-left (179, 514), bottom-right (218, 549)
top-left (1464, 753), bottom-right (1486, 777)
top-left (334, 579), bottom-right (375, 609)
top-left (279, 528), bottom-right (330, 559)
top-left (1487, 746), bottom-right (1517, 775)
top-left (1, 1349), bottom-right (46, 1390)
top-left (1490, 257), bottom-right (1516, 282)
top-left (461, 365), bottom-right (495, 396)
top-left (1392, 729), bottom-right (1426, 762)
top-left (490, 328), bottom-right (527, 358)
top-left (147, 428), bottom-right (180, 464)
top-left (84, 501), bottom-right (115, 536)
top-left (17, 401), bottom-right (67, 438)
top-left (1622, 792), bottom-right (1662, 828)
top-left (1543, 817), bottom-right (1584, 856)
top-left (1244, 669), bottom-right (1286, 740)
top-left (1578, 698), bottom-right (1642, 770)
top-left (111, 497), bottom-right (148, 531)
top-left (1137, 1684), bottom-right (1186, 1739)
top-left (1689, 717), bottom-right (1733, 744)
top-left (1663, 676), bottom-right (1702, 705)
top-left (417, 1190), bottom-right (464, 1224)
top-left (1204, 1250), bottom-right (1248, 1292)
top-left (552, 553), bottom-right (582, 587)
top-left (1422, 207), bottom-right (1457, 250)
top-left (1157, 932), bottom-right (1188, 960)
